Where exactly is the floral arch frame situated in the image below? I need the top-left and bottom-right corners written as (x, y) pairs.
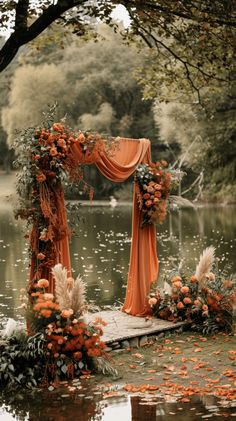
top-left (15, 121), bottom-right (171, 316)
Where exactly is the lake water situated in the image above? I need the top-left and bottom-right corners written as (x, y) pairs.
top-left (0, 201), bottom-right (236, 420)
top-left (0, 201), bottom-right (235, 321)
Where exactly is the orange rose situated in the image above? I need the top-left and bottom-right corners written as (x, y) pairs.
top-left (143, 193), bottom-right (150, 200)
top-left (37, 252), bottom-right (45, 260)
top-left (194, 299), bottom-right (201, 306)
top-left (40, 309), bottom-right (52, 318)
top-left (180, 286), bottom-right (189, 294)
top-left (145, 200), bottom-right (153, 207)
top-left (36, 173), bottom-right (46, 183)
top-left (172, 281), bottom-right (182, 289)
top-left (53, 123), bottom-right (64, 132)
top-left (154, 191), bottom-right (162, 198)
top-left (57, 138), bottom-right (66, 148)
top-left (61, 309), bottom-right (74, 318)
top-left (154, 184), bottom-right (162, 190)
top-left (149, 297), bottom-right (157, 306)
top-left (37, 278), bottom-right (49, 288)
top-left (153, 197), bottom-right (160, 204)
top-left (183, 297), bottom-right (192, 304)
top-left (147, 186), bottom-right (155, 193)
top-left (189, 275), bottom-right (198, 283)
top-left (177, 301), bottom-right (184, 309)
top-left (50, 147), bottom-right (57, 156)
top-left (171, 276), bottom-right (182, 283)
top-left (77, 133), bottom-right (86, 143)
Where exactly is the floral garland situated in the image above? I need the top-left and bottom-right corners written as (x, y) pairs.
top-left (14, 119), bottom-right (107, 288)
top-left (135, 160), bottom-right (172, 227)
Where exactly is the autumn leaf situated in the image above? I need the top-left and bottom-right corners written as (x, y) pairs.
top-left (132, 353), bottom-right (144, 359)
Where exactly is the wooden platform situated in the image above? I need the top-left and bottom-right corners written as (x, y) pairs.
top-left (85, 310), bottom-right (185, 344)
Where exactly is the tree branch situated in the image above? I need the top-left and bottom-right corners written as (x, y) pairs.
top-left (15, 0), bottom-right (29, 31)
top-left (0, 0), bottom-right (85, 72)
top-left (122, 1), bottom-right (236, 27)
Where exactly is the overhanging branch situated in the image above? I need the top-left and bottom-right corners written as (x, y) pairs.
top-left (0, 0), bottom-right (85, 72)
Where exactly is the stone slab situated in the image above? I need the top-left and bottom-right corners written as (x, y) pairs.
top-left (85, 310), bottom-right (185, 344)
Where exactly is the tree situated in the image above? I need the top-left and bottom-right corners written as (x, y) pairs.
top-left (0, 1), bottom-right (235, 101)
top-left (1, 24), bottom-right (157, 146)
top-left (153, 86), bottom-right (236, 201)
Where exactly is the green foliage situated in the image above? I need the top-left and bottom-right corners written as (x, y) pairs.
top-left (0, 332), bottom-right (47, 390)
top-left (153, 86), bottom-right (236, 202)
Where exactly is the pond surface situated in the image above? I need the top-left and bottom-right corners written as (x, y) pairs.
top-left (0, 381), bottom-right (236, 420)
top-left (0, 201), bottom-right (235, 321)
top-left (0, 200), bottom-right (236, 420)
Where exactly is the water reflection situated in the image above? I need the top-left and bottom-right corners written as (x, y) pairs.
top-left (0, 388), bottom-right (235, 421)
top-left (0, 202), bottom-right (235, 321)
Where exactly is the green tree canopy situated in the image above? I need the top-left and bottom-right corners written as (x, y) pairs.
top-left (1, 24), bottom-right (157, 146)
top-left (0, 1), bottom-right (235, 101)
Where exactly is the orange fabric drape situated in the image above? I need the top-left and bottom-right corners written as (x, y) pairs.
top-left (70, 138), bottom-right (158, 316)
top-left (29, 137), bottom-right (158, 315)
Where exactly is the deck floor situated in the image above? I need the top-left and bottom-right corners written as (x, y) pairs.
top-left (85, 310), bottom-right (185, 344)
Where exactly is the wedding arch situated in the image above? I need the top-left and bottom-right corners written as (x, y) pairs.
top-left (15, 121), bottom-right (171, 317)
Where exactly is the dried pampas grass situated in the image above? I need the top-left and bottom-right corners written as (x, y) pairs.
top-left (195, 246), bottom-right (215, 285)
top-left (71, 274), bottom-right (86, 317)
top-left (52, 263), bottom-right (86, 317)
top-left (52, 264), bottom-right (71, 311)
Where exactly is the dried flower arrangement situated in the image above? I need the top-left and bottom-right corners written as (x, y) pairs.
top-left (149, 247), bottom-right (236, 334)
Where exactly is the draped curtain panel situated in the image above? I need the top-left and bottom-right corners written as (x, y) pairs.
top-left (30, 137), bottom-right (159, 316)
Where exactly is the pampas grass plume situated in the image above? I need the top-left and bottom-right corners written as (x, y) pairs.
top-left (195, 246), bottom-right (215, 284)
top-left (52, 263), bottom-right (71, 310)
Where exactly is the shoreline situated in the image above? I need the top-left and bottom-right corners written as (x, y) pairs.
top-left (0, 171), bottom-right (236, 207)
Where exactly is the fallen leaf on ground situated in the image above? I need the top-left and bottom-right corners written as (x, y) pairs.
top-left (132, 353), bottom-right (144, 359)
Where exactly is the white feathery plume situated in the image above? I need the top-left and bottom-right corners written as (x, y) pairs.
top-left (163, 281), bottom-right (172, 296)
top-left (70, 274), bottom-right (86, 317)
top-left (195, 246), bottom-right (215, 283)
top-left (52, 263), bottom-right (72, 310)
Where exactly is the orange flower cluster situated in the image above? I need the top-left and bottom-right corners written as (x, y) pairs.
top-left (46, 319), bottom-right (106, 361)
top-left (135, 161), bottom-right (171, 227)
top-left (149, 271), bottom-right (236, 333)
top-left (32, 292), bottom-right (60, 320)
top-left (33, 123), bottom-right (104, 186)
top-left (22, 122), bottom-right (106, 287)
top-left (29, 281), bottom-right (106, 379)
